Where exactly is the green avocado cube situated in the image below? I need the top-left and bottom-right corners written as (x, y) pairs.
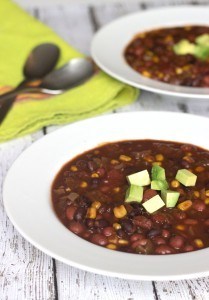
top-left (151, 165), bottom-right (166, 180)
top-left (161, 190), bottom-right (180, 208)
top-left (126, 170), bottom-right (150, 186)
top-left (196, 34), bottom-right (209, 47)
top-left (194, 44), bottom-right (209, 60)
top-left (173, 39), bottom-right (195, 55)
top-left (142, 195), bottom-right (165, 214)
top-left (175, 169), bottom-right (197, 187)
top-left (151, 179), bottom-right (169, 191)
top-left (125, 185), bottom-right (143, 203)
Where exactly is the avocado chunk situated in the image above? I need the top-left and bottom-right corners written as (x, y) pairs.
top-left (194, 44), bottom-right (209, 60)
top-left (126, 170), bottom-right (150, 186)
top-left (196, 34), bottom-right (209, 47)
top-left (173, 39), bottom-right (195, 55)
top-left (161, 190), bottom-right (180, 208)
top-left (151, 179), bottom-right (169, 191)
top-left (175, 169), bottom-right (197, 187)
top-left (151, 165), bottom-right (166, 180)
top-left (125, 185), bottom-right (143, 203)
top-left (142, 195), bottom-right (165, 214)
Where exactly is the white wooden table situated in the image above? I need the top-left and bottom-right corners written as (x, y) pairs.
top-left (1, 1), bottom-right (209, 299)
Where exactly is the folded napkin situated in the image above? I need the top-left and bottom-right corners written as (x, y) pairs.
top-left (0, 0), bottom-right (139, 142)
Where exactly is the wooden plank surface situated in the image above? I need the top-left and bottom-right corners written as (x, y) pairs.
top-left (1, 1), bottom-right (209, 299)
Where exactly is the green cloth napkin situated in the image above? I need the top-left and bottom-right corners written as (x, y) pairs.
top-left (0, 0), bottom-right (139, 143)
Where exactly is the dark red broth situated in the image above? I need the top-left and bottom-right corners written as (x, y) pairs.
top-left (124, 26), bottom-right (209, 87)
top-left (51, 140), bottom-right (209, 255)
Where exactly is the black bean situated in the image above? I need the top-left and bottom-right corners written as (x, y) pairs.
top-left (120, 219), bottom-right (135, 234)
top-left (117, 229), bottom-right (127, 239)
top-left (74, 207), bottom-right (86, 222)
top-left (95, 219), bottom-right (109, 228)
top-left (147, 228), bottom-right (162, 238)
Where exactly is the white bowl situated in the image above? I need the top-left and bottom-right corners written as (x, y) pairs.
top-left (3, 111), bottom-right (209, 280)
top-left (91, 6), bottom-right (209, 99)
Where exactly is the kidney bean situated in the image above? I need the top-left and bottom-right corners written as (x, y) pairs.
top-left (133, 216), bottom-right (153, 230)
top-left (204, 219), bottom-right (209, 226)
top-left (173, 211), bottom-right (187, 220)
top-left (183, 244), bottom-right (194, 252)
top-left (66, 206), bottom-right (77, 220)
top-left (155, 245), bottom-right (175, 255)
top-left (74, 207), bottom-right (86, 222)
top-left (91, 234), bottom-right (108, 246)
top-left (130, 233), bottom-right (145, 243)
top-left (68, 221), bottom-right (85, 235)
top-left (120, 219), bottom-right (135, 234)
top-left (184, 219), bottom-right (198, 225)
top-left (147, 228), bottom-right (162, 238)
top-left (152, 213), bottom-right (168, 224)
top-left (143, 189), bottom-right (158, 202)
top-left (107, 169), bottom-right (123, 182)
top-left (192, 200), bottom-right (206, 212)
top-left (169, 235), bottom-right (185, 249)
top-left (131, 238), bottom-right (148, 249)
top-left (152, 237), bottom-right (166, 245)
top-left (103, 226), bottom-right (115, 236)
top-left (161, 229), bottom-right (171, 239)
top-left (95, 219), bottom-right (109, 228)
top-left (97, 168), bottom-right (106, 177)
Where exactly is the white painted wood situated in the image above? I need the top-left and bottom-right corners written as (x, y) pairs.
top-left (14, 0), bottom-right (209, 8)
top-left (2, 1), bottom-right (209, 300)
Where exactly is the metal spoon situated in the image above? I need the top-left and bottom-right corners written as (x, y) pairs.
top-left (0, 57), bottom-right (95, 102)
top-left (0, 43), bottom-right (60, 124)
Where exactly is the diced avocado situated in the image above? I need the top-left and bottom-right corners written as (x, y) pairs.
top-left (151, 179), bottom-right (169, 191)
top-left (142, 195), bottom-right (165, 214)
top-left (126, 170), bottom-right (150, 186)
top-left (196, 34), bottom-right (209, 47)
top-left (173, 39), bottom-right (195, 55)
top-left (151, 165), bottom-right (166, 181)
top-left (194, 44), bottom-right (209, 60)
top-left (175, 169), bottom-right (197, 187)
top-left (161, 190), bottom-right (180, 208)
top-left (125, 185), bottom-right (143, 203)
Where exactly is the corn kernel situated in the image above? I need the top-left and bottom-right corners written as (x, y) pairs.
top-left (195, 166), bottom-right (205, 173)
top-left (80, 181), bottom-right (88, 188)
top-left (206, 190), bottom-right (209, 197)
top-left (176, 225), bottom-right (185, 231)
top-left (194, 239), bottom-right (204, 248)
top-left (94, 150), bottom-right (99, 154)
top-left (91, 173), bottom-right (99, 178)
top-left (176, 68), bottom-right (183, 74)
top-left (185, 152), bottom-right (192, 156)
top-left (205, 198), bottom-right (209, 205)
top-left (193, 191), bottom-right (200, 198)
top-left (183, 156), bottom-right (194, 163)
top-left (152, 161), bottom-right (162, 166)
top-left (171, 180), bottom-right (180, 188)
top-left (113, 205), bottom-right (127, 218)
top-left (153, 56), bottom-right (159, 63)
top-left (108, 236), bottom-right (118, 244)
top-left (157, 72), bottom-right (164, 79)
top-left (119, 155), bottom-right (132, 162)
top-left (164, 35), bottom-right (173, 42)
top-left (177, 200), bottom-right (192, 211)
top-left (113, 223), bottom-right (121, 230)
top-left (111, 159), bottom-right (119, 165)
top-left (65, 187), bottom-right (71, 192)
top-left (106, 244), bottom-right (117, 250)
top-left (86, 207), bottom-right (97, 219)
top-left (155, 154), bottom-right (164, 161)
top-left (113, 187), bottom-right (120, 193)
top-left (70, 165), bottom-right (78, 171)
top-left (91, 201), bottom-right (101, 209)
top-left (142, 70), bottom-right (151, 78)
top-left (118, 239), bottom-right (129, 245)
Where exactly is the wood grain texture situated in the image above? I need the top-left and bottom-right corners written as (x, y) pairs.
top-left (1, 1), bottom-right (209, 299)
